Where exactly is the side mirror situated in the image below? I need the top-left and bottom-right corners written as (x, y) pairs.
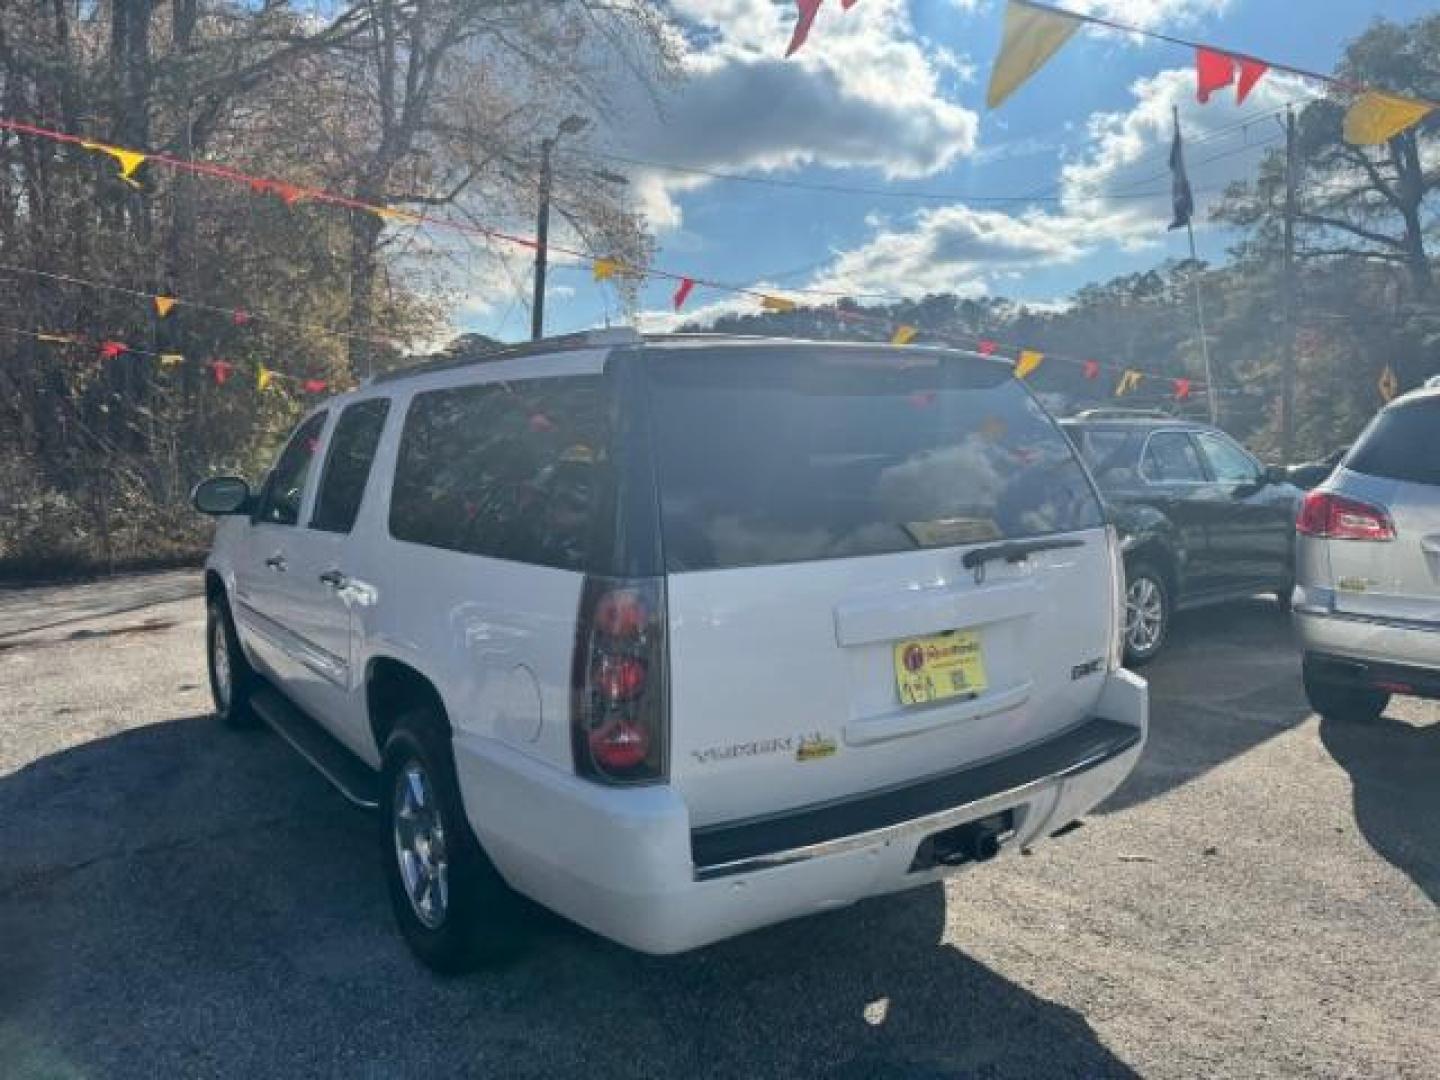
top-left (192, 476), bottom-right (252, 516)
top-left (1264, 465), bottom-right (1288, 486)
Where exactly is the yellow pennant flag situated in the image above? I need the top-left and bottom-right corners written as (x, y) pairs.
top-left (1115, 369), bottom-right (1143, 397)
top-left (372, 205), bottom-right (421, 224)
top-left (891, 325), bottom-right (918, 345)
top-left (154, 296), bottom-right (177, 318)
top-left (987, 0), bottom-right (1083, 109)
top-left (1014, 349), bottom-right (1045, 379)
top-left (159, 353), bottom-right (184, 366)
top-left (761, 295), bottom-right (797, 313)
top-left (1343, 92), bottom-right (1434, 146)
top-left (1378, 365), bottom-right (1399, 402)
top-left (37, 333), bottom-right (76, 344)
top-left (80, 141), bottom-right (147, 184)
top-left (592, 257), bottom-right (621, 282)
top-left (257, 364), bottom-right (275, 392)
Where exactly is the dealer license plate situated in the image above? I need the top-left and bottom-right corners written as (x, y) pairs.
top-left (894, 630), bottom-right (987, 706)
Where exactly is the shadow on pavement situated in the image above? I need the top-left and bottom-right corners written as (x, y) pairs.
top-left (0, 715), bottom-right (1138, 1079)
top-left (1319, 710), bottom-right (1440, 908)
top-left (1099, 598), bottom-right (1313, 815)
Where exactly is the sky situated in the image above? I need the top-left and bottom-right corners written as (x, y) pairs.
top-left (451, 0), bottom-right (1435, 342)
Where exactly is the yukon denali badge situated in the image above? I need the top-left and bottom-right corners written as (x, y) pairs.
top-left (692, 731), bottom-right (839, 766)
top-left (796, 733), bottom-right (838, 762)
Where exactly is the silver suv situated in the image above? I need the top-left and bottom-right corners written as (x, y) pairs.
top-left (1295, 385), bottom-right (1440, 720)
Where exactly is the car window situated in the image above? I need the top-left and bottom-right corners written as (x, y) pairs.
top-left (1072, 428), bottom-right (1141, 486)
top-left (310, 398), bottom-right (391, 534)
top-left (254, 412), bottom-right (328, 526)
top-left (1141, 432), bottom-right (1207, 483)
top-left (389, 377), bottom-right (612, 571)
top-left (1195, 432), bottom-right (1259, 484)
top-left (644, 346), bottom-right (1104, 572)
top-left (1346, 397), bottom-right (1440, 486)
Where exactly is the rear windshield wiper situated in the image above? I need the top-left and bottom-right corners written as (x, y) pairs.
top-left (961, 536), bottom-right (1085, 572)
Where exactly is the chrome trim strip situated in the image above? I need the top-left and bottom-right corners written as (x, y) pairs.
top-left (1294, 607), bottom-right (1440, 633)
top-left (235, 598), bottom-right (350, 687)
top-left (692, 726), bottom-right (1140, 882)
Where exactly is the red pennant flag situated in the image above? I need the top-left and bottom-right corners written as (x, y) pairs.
top-left (841, 0), bottom-right (860, 8)
top-left (1082, 359), bottom-right (1101, 380)
top-left (98, 340), bottom-right (128, 360)
top-left (1236, 58), bottom-right (1268, 105)
top-left (1196, 48), bottom-right (1235, 104)
top-left (673, 277), bottom-right (695, 311)
top-left (302, 379), bottom-right (328, 394)
top-left (210, 359), bottom-right (234, 385)
top-left (786, 0), bottom-right (825, 58)
top-left (1173, 377), bottom-right (1193, 401)
top-left (977, 339), bottom-right (997, 356)
top-left (232, 309), bottom-right (250, 326)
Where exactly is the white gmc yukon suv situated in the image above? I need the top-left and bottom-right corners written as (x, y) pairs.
top-left (194, 330), bottom-right (1148, 972)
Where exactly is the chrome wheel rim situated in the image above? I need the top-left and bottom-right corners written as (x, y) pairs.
top-left (1126, 576), bottom-right (1165, 655)
top-left (393, 760), bottom-right (449, 930)
top-left (211, 618), bottom-right (232, 711)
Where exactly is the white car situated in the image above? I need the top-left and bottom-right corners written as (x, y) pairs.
top-left (194, 329), bottom-right (1148, 971)
top-left (1295, 384), bottom-right (1440, 719)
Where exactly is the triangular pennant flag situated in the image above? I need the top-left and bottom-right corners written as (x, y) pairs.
top-left (1236, 58), bottom-right (1268, 105)
top-left (154, 296), bottom-right (177, 318)
top-left (159, 353), bottom-right (184, 366)
top-left (1082, 359), bottom-right (1101, 380)
top-left (302, 379), bottom-right (329, 395)
top-left (891, 324), bottom-right (918, 346)
top-left (1195, 48), bottom-right (1235, 104)
top-left (593, 257), bottom-right (620, 282)
top-left (209, 359), bottom-right (234, 386)
top-left (786, 0), bottom-right (826, 58)
top-left (98, 340), bottom-right (128, 361)
top-left (672, 277), bottom-right (695, 311)
top-left (1116, 369), bottom-right (1143, 397)
top-left (257, 364), bottom-right (274, 391)
top-left (977, 339), bottom-right (997, 356)
top-left (232, 309), bottom-right (250, 326)
top-left (1014, 349), bottom-right (1044, 379)
top-left (1343, 92), bottom-right (1434, 146)
top-left (372, 205), bottom-right (420, 224)
top-left (37, 333), bottom-right (77, 345)
top-left (841, 0), bottom-right (860, 9)
top-left (987, 0), bottom-right (1082, 109)
top-left (1378, 365), bottom-right (1399, 402)
top-left (276, 184), bottom-right (306, 207)
top-left (1173, 377), bottom-right (1193, 401)
top-left (761, 295), bottom-right (797, 313)
top-left (80, 141), bottom-right (147, 184)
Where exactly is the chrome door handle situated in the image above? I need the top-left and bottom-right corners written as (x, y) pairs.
top-left (318, 569), bottom-right (349, 589)
top-left (264, 554), bottom-right (287, 572)
top-left (1422, 536), bottom-right (1440, 556)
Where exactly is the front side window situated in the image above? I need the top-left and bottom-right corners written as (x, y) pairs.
top-left (1141, 432), bottom-right (1207, 484)
top-left (311, 398), bottom-right (391, 533)
top-left (1195, 432), bottom-right (1259, 484)
top-left (1072, 428), bottom-right (1143, 487)
top-left (255, 412), bottom-right (328, 526)
top-left (1346, 398), bottom-right (1440, 487)
top-left (389, 378), bottom-right (612, 570)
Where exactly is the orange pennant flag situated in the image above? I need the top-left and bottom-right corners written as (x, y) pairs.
top-left (1014, 349), bottom-right (1044, 379)
top-left (159, 353), bottom-right (184, 366)
top-left (761, 295), bottom-right (797, 313)
top-left (154, 296), bottom-right (177, 318)
top-left (1115, 369), bottom-right (1143, 397)
top-left (593, 257), bottom-right (621, 282)
top-left (891, 325), bottom-right (918, 346)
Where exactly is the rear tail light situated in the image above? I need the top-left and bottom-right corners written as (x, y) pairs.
top-left (1105, 525), bottom-right (1126, 671)
top-left (571, 576), bottom-right (668, 784)
top-left (1296, 491), bottom-right (1395, 541)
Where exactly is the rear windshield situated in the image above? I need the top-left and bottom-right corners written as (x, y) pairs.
top-left (644, 347), bottom-right (1105, 572)
top-left (1346, 397), bottom-right (1440, 487)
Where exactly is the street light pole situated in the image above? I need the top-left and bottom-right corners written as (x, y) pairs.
top-left (531, 115), bottom-right (588, 342)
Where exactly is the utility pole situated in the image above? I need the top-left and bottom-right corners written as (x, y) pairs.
top-left (531, 115), bottom-right (589, 341)
top-left (1280, 105), bottom-right (1298, 464)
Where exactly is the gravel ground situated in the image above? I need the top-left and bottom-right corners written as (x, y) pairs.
top-left (0, 578), bottom-right (1436, 1079)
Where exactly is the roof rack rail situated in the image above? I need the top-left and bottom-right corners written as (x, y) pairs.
top-left (1071, 407), bottom-right (1176, 422)
top-left (368, 327), bottom-right (641, 386)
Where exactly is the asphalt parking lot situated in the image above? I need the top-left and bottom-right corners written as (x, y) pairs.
top-left (2, 575), bottom-right (1437, 1079)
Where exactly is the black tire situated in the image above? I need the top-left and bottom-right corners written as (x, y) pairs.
top-left (1303, 665), bottom-right (1389, 722)
top-left (380, 712), bottom-right (527, 973)
top-left (1123, 560), bottom-right (1172, 667)
top-left (207, 596), bottom-right (257, 728)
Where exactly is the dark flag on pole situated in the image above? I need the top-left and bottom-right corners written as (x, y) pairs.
top-left (1168, 113), bottom-right (1194, 231)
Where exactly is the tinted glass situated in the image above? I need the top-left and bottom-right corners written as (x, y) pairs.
top-left (1071, 428), bottom-right (1142, 486)
top-left (1142, 432), bottom-right (1206, 483)
top-left (1346, 397), bottom-right (1440, 486)
top-left (644, 347), bottom-right (1104, 572)
top-left (311, 398), bottom-right (391, 533)
top-left (1195, 431), bottom-right (1259, 484)
top-left (255, 412), bottom-right (328, 526)
top-left (389, 377), bottom-right (611, 570)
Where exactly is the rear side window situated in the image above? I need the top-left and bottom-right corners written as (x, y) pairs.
top-left (1142, 432), bottom-right (1206, 483)
top-left (1071, 428), bottom-right (1142, 486)
top-left (311, 398), bottom-right (391, 533)
top-left (255, 412), bottom-right (328, 526)
top-left (1346, 398), bottom-right (1440, 486)
top-left (643, 347), bottom-right (1104, 572)
top-left (389, 377), bottom-right (612, 570)
top-left (1195, 431), bottom-right (1260, 484)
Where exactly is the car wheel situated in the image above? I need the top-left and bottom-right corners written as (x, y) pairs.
top-left (1303, 666), bottom-right (1389, 722)
top-left (207, 597), bottom-right (257, 728)
top-left (1123, 561), bottom-right (1171, 666)
top-left (381, 712), bottom-right (527, 974)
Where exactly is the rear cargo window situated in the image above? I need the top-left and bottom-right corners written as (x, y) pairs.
top-left (644, 347), bottom-right (1104, 572)
top-left (1346, 398), bottom-right (1440, 486)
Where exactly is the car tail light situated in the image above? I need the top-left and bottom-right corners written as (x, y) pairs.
top-left (1296, 491), bottom-right (1395, 541)
top-left (1105, 525), bottom-right (1127, 671)
top-left (571, 576), bottom-right (668, 783)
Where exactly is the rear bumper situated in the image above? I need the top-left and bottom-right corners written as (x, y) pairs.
top-left (454, 669), bottom-right (1147, 955)
top-left (1294, 605), bottom-right (1440, 678)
